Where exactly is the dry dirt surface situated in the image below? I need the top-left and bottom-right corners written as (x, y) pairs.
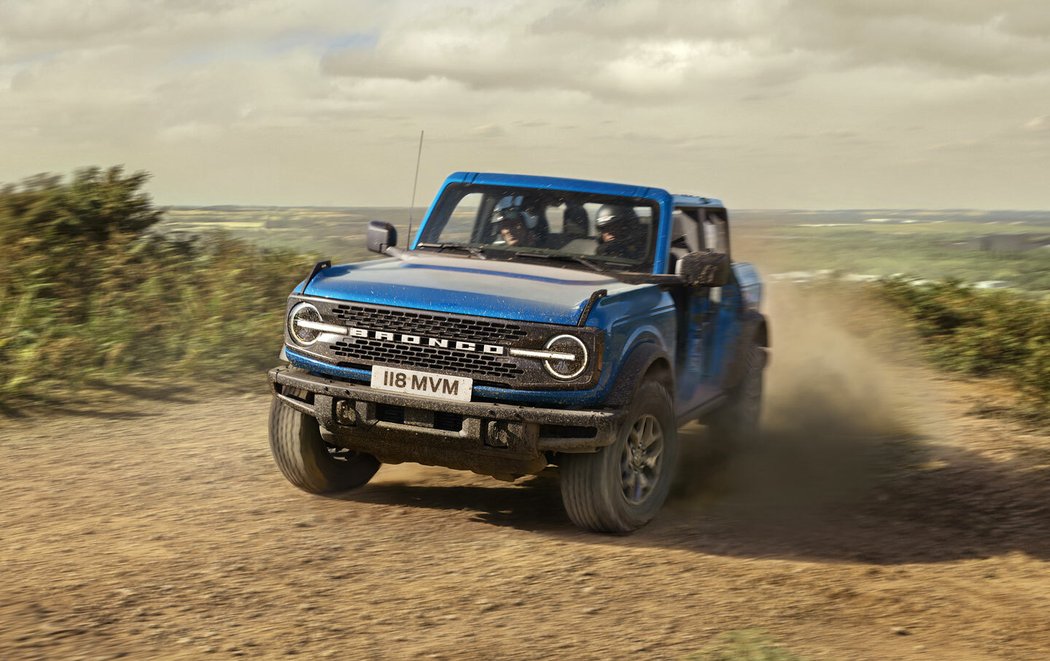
top-left (2, 292), bottom-right (1049, 660)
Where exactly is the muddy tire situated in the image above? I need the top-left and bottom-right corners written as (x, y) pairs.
top-left (560, 380), bottom-right (678, 533)
top-left (708, 343), bottom-right (766, 449)
top-left (268, 395), bottom-right (380, 494)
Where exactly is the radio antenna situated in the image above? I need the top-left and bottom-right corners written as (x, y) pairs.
top-left (406, 130), bottom-right (424, 249)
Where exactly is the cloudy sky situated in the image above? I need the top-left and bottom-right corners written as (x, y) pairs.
top-left (1, 0), bottom-right (1048, 209)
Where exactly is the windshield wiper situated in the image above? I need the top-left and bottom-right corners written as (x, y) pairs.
top-left (512, 251), bottom-right (627, 273)
top-left (528, 252), bottom-right (605, 272)
top-left (570, 256), bottom-right (612, 272)
top-left (415, 242), bottom-right (487, 259)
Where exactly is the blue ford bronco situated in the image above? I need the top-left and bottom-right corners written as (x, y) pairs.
top-left (268, 172), bottom-right (769, 532)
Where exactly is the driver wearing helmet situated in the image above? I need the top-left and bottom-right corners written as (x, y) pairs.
top-left (595, 204), bottom-right (646, 260)
top-left (494, 206), bottom-right (539, 247)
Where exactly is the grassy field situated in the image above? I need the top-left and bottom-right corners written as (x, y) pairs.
top-left (731, 209), bottom-right (1050, 292)
top-left (160, 206), bottom-right (1050, 292)
top-left (161, 205), bottom-right (426, 264)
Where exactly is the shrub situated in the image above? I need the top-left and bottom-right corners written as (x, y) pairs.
top-left (0, 168), bottom-right (306, 401)
top-left (877, 278), bottom-right (1050, 415)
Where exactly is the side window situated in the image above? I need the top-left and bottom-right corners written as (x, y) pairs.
top-left (671, 208), bottom-right (701, 253)
top-left (701, 210), bottom-right (729, 255)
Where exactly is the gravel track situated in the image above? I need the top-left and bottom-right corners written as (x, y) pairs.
top-left (1, 368), bottom-right (1048, 660)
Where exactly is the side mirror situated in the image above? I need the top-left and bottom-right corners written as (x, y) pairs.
top-left (366, 220), bottom-right (398, 254)
top-left (677, 250), bottom-right (730, 288)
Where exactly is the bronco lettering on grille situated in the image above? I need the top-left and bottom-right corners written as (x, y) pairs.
top-left (347, 326), bottom-right (505, 356)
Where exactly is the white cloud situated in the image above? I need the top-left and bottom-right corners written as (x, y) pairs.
top-left (320, 0), bottom-right (1050, 98)
top-left (1024, 115), bottom-right (1049, 132)
top-left (0, 0), bottom-right (1049, 208)
top-left (157, 121), bottom-right (223, 143)
top-left (469, 124), bottom-right (506, 138)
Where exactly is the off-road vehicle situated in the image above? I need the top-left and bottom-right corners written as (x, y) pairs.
top-left (268, 172), bottom-right (769, 532)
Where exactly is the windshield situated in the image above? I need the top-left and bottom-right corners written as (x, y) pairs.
top-left (416, 184), bottom-right (659, 272)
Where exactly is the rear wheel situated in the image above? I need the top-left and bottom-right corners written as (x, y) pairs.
top-left (708, 343), bottom-right (766, 449)
top-left (560, 380), bottom-right (678, 533)
top-left (268, 394), bottom-right (380, 494)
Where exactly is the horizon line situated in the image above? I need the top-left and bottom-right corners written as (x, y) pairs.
top-left (162, 203), bottom-right (1050, 214)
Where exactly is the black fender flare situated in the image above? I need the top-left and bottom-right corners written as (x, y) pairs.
top-left (604, 340), bottom-right (675, 408)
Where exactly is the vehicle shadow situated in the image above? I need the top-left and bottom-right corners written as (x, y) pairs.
top-left (348, 470), bottom-right (574, 534)
top-left (346, 422), bottom-right (1050, 565)
top-left (653, 424), bottom-right (1050, 564)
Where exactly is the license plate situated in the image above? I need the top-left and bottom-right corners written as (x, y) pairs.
top-left (370, 365), bottom-right (473, 403)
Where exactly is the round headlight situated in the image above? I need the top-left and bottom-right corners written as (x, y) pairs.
top-left (544, 334), bottom-right (588, 380)
top-left (288, 302), bottom-right (322, 346)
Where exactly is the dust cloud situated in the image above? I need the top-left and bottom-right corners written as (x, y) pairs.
top-left (762, 281), bottom-right (918, 440)
top-left (675, 281), bottom-right (926, 517)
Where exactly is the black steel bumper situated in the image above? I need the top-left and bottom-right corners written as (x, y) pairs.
top-left (268, 367), bottom-right (625, 477)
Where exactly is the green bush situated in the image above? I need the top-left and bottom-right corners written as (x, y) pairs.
top-left (0, 167), bottom-right (306, 401)
top-left (687, 630), bottom-right (806, 661)
top-left (877, 278), bottom-right (1050, 415)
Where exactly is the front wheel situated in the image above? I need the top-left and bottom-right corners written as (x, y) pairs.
top-left (560, 380), bottom-right (679, 533)
top-left (268, 395), bottom-right (380, 494)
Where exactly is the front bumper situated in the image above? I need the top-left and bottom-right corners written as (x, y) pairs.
top-left (268, 367), bottom-right (625, 477)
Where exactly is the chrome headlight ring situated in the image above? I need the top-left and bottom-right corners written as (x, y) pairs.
top-left (288, 302), bottom-right (323, 346)
top-left (543, 334), bottom-right (589, 380)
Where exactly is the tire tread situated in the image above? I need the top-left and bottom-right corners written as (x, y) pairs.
top-left (268, 395), bottom-right (380, 494)
top-left (560, 380), bottom-right (677, 533)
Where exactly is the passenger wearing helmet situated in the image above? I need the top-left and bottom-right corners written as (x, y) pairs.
top-left (595, 204), bottom-right (646, 260)
top-left (494, 206), bottom-right (539, 247)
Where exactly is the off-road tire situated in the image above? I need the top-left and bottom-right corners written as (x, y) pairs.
top-left (268, 395), bottom-right (380, 494)
top-left (708, 343), bottom-right (766, 449)
top-left (560, 380), bottom-right (678, 533)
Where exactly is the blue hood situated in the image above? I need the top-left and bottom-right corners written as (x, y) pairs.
top-left (301, 254), bottom-right (642, 325)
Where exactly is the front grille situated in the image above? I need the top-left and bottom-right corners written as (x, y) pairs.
top-left (286, 297), bottom-right (601, 390)
top-left (331, 304), bottom-right (528, 344)
top-left (331, 338), bottom-right (524, 381)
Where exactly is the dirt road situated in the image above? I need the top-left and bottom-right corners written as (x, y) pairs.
top-left (2, 374), bottom-right (1048, 660)
top-left (2, 288), bottom-right (1049, 660)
